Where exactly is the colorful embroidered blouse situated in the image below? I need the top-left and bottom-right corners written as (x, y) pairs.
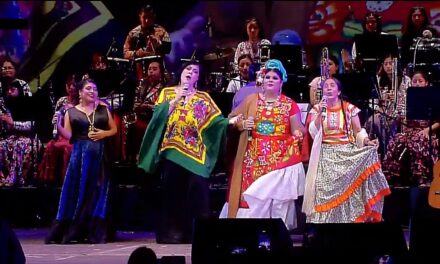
top-left (155, 87), bottom-right (224, 175)
top-left (240, 94), bottom-right (301, 207)
top-left (312, 102), bottom-right (360, 144)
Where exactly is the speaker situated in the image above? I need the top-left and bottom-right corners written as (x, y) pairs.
top-left (159, 256), bottom-right (186, 264)
top-left (191, 218), bottom-right (294, 264)
top-left (304, 222), bottom-right (410, 264)
top-left (0, 218), bottom-right (26, 264)
top-left (408, 187), bottom-right (440, 262)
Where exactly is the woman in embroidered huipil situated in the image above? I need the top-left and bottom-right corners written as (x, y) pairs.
top-left (138, 61), bottom-right (240, 244)
top-left (37, 74), bottom-right (79, 186)
top-left (234, 17), bottom-right (271, 71)
top-left (0, 57), bottom-right (38, 187)
top-left (220, 59), bottom-right (306, 230)
top-left (302, 77), bottom-right (391, 223)
top-left (45, 78), bottom-right (117, 244)
top-left (382, 71), bottom-right (439, 187)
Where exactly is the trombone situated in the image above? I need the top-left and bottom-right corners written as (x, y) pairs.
top-left (315, 47), bottom-right (330, 104)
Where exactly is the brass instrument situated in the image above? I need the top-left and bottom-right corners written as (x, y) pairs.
top-left (316, 47), bottom-right (330, 103)
top-left (0, 97), bottom-right (11, 135)
top-left (122, 79), bottom-right (143, 126)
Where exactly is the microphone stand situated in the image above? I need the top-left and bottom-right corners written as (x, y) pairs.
top-left (106, 37), bottom-right (117, 58)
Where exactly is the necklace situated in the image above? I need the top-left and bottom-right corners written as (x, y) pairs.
top-left (84, 104), bottom-right (96, 138)
top-left (261, 94), bottom-right (280, 115)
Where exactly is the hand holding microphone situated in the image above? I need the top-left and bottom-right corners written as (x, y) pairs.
top-left (320, 96), bottom-right (327, 121)
top-left (246, 116), bottom-right (254, 141)
top-left (52, 111), bottom-right (61, 138)
top-left (179, 83), bottom-right (190, 106)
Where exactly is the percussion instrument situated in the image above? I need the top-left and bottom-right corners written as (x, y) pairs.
top-left (410, 38), bottom-right (440, 66)
top-left (203, 47), bottom-right (234, 61)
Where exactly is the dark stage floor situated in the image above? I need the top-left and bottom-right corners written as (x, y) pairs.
top-left (17, 228), bottom-right (304, 264)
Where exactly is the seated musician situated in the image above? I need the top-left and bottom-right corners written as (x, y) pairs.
top-left (0, 57), bottom-right (40, 186)
top-left (225, 54), bottom-right (253, 93)
top-left (123, 5), bottom-right (171, 59)
top-left (37, 74), bottom-right (79, 186)
top-left (125, 59), bottom-right (167, 163)
top-left (308, 54), bottom-right (340, 106)
top-left (382, 71), bottom-right (440, 187)
top-left (364, 54), bottom-right (411, 158)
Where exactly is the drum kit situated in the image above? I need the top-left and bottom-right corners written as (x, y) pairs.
top-left (409, 37), bottom-right (440, 83)
top-left (202, 46), bottom-right (236, 92)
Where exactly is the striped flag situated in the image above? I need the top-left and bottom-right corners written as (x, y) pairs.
top-left (19, 1), bottom-right (113, 93)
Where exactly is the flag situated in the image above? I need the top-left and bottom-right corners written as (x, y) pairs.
top-left (19, 1), bottom-right (113, 93)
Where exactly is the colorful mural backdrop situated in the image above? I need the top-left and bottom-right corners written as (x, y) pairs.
top-left (1, 1), bottom-right (440, 93)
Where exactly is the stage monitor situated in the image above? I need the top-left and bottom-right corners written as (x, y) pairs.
top-left (266, 44), bottom-right (303, 74)
top-left (192, 218), bottom-right (294, 264)
top-left (354, 33), bottom-right (399, 61)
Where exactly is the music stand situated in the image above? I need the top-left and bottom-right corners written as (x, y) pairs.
top-left (354, 34), bottom-right (399, 73)
top-left (267, 44), bottom-right (303, 74)
top-left (335, 72), bottom-right (377, 123)
top-left (406, 86), bottom-right (440, 180)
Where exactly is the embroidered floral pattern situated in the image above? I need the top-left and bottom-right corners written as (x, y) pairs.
top-left (158, 88), bottom-right (221, 164)
top-left (239, 94), bottom-right (301, 207)
top-left (382, 124), bottom-right (439, 187)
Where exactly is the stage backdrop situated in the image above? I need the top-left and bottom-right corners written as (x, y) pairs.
top-left (1, 1), bottom-right (439, 96)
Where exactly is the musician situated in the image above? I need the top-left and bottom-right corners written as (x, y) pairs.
top-left (351, 12), bottom-right (386, 62)
top-left (0, 57), bottom-right (39, 187)
top-left (225, 54), bottom-right (253, 93)
top-left (37, 74), bottom-right (79, 186)
top-left (125, 59), bottom-right (167, 163)
top-left (401, 6), bottom-right (439, 69)
top-left (308, 54), bottom-right (339, 106)
top-left (123, 5), bottom-right (171, 60)
top-left (303, 77), bottom-right (390, 223)
top-left (382, 71), bottom-right (439, 187)
top-left (233, 17), bottom-right (271, 71)
top-left (365, 54), bottom-right (411, 158)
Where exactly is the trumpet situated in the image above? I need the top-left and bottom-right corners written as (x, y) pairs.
top-left (316, 47), bottom-right (330, 103)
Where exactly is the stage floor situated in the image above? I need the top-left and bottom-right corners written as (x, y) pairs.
top-left (18, 228), bottom-right (191, 264)
top-left (17, 228), bottom-right (304, 264)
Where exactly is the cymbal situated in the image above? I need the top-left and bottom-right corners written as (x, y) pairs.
top-left (203, 47), bottom-right (235, 61)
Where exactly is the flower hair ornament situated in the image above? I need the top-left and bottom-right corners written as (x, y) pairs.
top-left (264, 59), bottom-right (288, 83)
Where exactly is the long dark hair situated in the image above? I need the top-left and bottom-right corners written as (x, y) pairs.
top-left (403, 6), bottom-right (430, 34)
top-left (362, 12), bottom-right (382, 34)
top-left (242, 17), bottom-right (266, 40)
top-left (172, 60), bottom-right (204, 88)
top-left (324, 77), bottom-right (352, 142)
top-left (377, 53), bottom-right (403, 89)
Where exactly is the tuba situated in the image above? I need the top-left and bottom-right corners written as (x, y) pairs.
top-left (316, 47), bottom-right (330, 103)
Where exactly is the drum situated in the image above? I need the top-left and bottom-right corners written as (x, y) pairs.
top-left (206, 72), bottom-right (228, 92)
top-left (410, 38), bottom-right (440, 66)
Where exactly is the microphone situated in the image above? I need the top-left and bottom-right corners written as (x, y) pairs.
top-left (180, 83), bottom-right (189, 106)
top-left (422, 29), bottom-right (433, 39)
top-left (321, 96), bottom-right (327, 121)
top-left (247, 116), bottom-right (254, 141)
top-left (53, 111), bottom-right (60, 138)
